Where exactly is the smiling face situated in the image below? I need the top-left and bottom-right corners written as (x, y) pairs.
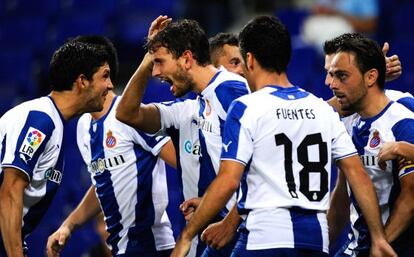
top-left (83, 63), bottom-right (113, 112)
top-left (328, 52), bottom-right (367, 113)
top-left (215, 44), bottom-right (244, 77)
top-left (151, 46), bottom-right (196, 97)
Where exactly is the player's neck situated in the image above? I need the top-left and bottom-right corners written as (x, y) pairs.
top-left (91, 92), bottom-right (116, 121)
top-left (49, 90), bottom-right (84, 120)
top-left (358, 90), bottom-right (389, 119)
top-left (192, 64), bottom-right (218, 94)
top-left (254, 71), bottom-right (293, 91)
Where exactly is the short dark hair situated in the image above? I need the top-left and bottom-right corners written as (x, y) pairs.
top-left (336, 37), bottom-right (386, 89)
top-left (146, 19), bottom-right (211, 66)
top-left (323, 33), bottom-right (365, 55)
top-left (239, 15), bottom-right (291, 73)
top-left (71, 35), bottom-right (119, 81)
top-left (209, 32), bottom-right (238, 66)
top-left (49, 41), bottom-right (109, 92)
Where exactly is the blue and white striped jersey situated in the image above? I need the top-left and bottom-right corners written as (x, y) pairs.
top-left (0, 96), bottom-right (65, 252)
top-left (342, 89), bottom-right (414, 134)
top-left (155, 68), bottom-right (250, 212)
top-left (341, 100), bottom-right (414, 256)
top-left (221, 86), bottom-right (357, 253)
top-left (77, 96), bottom-right (175, 256)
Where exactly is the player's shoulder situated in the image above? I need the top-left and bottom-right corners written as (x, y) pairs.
top-left (2, 96), bottom-right (61, 126)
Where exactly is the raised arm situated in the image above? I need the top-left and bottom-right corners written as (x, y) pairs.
top-left (46, 185), bottom-right (101, 257)
top-left (115, 53), bottom-right (161, 133)
top-left (116, 16), bottom-right (172, 133)
top-left (0, 168), bottom-right (29, 257)
top-left (337, 155), bottom-right (396, 257)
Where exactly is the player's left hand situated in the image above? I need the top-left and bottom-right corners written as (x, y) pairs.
top-left (369, 238), bottom-right (397, 257)
top-left (378, 142), bottom-right (398, 170)
top-left (201, 220), bottom-right (236, 249)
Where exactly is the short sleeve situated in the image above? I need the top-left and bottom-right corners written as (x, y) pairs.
top-left (2, 110), bottom-right (55, 180)
top-left (221, 100), bottom-right (253, 165)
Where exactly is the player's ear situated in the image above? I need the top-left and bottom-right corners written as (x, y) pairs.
top-left (181, 50), bottom-right (194, 70)
top-left (74, 74), bottom-right (89, 91)
top-left (246, 52), bottom-right (254, 71)
top-left (365, 68), bottom-right (378, 88)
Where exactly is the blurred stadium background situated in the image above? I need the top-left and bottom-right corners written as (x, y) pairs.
top-left (0, 0), bottom-right (413, 256)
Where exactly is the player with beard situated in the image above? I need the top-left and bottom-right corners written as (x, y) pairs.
top-left (116, 16), bottom-right (250, 257)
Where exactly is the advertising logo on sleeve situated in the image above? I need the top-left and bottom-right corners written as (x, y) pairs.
top-left (19, 127), bottom-right (46, 161)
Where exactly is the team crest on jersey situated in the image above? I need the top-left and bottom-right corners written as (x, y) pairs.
top-left (105, 130), bottom-right (117, 148)
top-left (19, 127), bottom-right (46, 160)
top-left (369, 130), bottom-right (381, 148)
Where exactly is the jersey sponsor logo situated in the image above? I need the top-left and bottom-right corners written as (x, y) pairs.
top-left (192, 117), bottom-right (214, 133)
top-left (44, 167), bottom-right (62, 184)
top-left (105, 130), bottom-right (117, 148)
top-left (369, 130), bottom-right (381, 148)
top-left (360, 154), bottom-right (378, 166)
top-left (19, 127), bottom-right (46, 161)
top-left (222, 141), bottom-right (232, 152)
top-left (89, 154), bottom-right (126, 174)
top-left (183, 140), bottom-right (202, 156)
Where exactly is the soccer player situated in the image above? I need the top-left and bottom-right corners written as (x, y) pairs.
top-left (46, 36), bottom-right (176, 257)
top-left (328, 35), bottom-right (414, 257)
top-left (322, 33), bottom-right (414, 248)
top-left (171, 15), bottom-right (396, 257)
top-left (0, 41), bottom-right (113, 257)
top-left (116, 16), bottom-right (250, 257)
top-left (209, 32), bottom-right (244, 77)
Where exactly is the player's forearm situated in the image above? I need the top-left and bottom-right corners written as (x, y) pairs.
top-left (327, 170), bottom-right (350, 243)
top-left (61, 186), bottom-right (101, 232)
top-left (181, 172), bottom-right (239, 241)
top-left (394, 141), bottom-right (414, 162)
top-left (116, 53), bottom-right (153, 129)
top-left (0, 191), bottom-right (24, 257)
top-left (346, 167), bottom-right (385, 240)
top-left (384, 179), bottom-right (414, 242)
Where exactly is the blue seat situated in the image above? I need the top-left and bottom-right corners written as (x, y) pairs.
top-left (114, 14), bottom-right (154, 46)
top-left (0, 49), bottom-right (35, 96)
top-left (390, 2), bottom-right (414, 41)
top-left (5, 0), bottom-right (60, 17)
top-left (276, 7), bottom-right (310, 37)
top-left (0, 16), bottom-right (49, 53)
top-left (287, 45), bottom-right (318, 89)
top-left (53, 12), bottom-right (108, 47)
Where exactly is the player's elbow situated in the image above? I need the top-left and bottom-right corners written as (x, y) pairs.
top-left (115, 105), bottom-right (137, 127)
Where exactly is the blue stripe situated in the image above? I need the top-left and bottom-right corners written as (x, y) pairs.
top-left (90, 119), bottom-right (122, 254)
top-left (11, 111), bottom-right (55, 178)
top-left (397, 97), bottom-right (414, 112)
top-left (137, 130), bottom-right (165, 149)
top-left (237, 161), bottom-right (251, 215)
top-left (391, 118), bottom-right (414, 143)
top-left (290, 207), bottom-right (323, 251)
top-left (214, 80), bottom-right (249, 112)
top-left (268, 85), bottom-right (310, 100)
top-left (165, 127), bottom-right (186, 239)
top-left (22, 143), bottom-right (65, 239)
top-left (221, 100), bottom-right (247, 160)
top-left (124, 143), bottom-right (158, 255)
top-left (1, 134), bottom-right (6, 163)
